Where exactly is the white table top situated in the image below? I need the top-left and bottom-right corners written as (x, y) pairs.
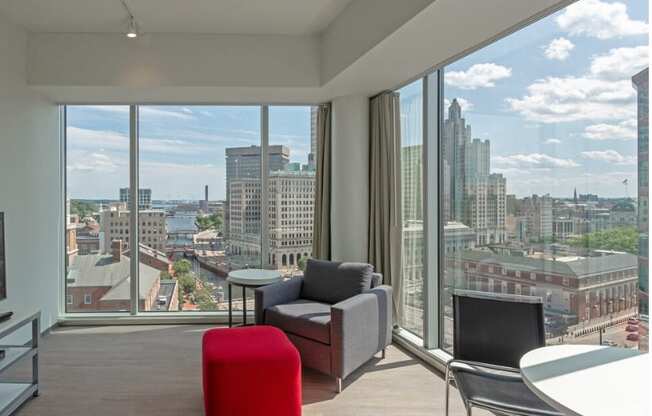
top-left (226, 268), bottom-right (282, 286)
top-left (520, 345), bottom-right (649, 416)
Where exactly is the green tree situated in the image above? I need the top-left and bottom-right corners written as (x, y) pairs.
top-left (173, 259), bottom-right (192, 275)
top-left (196, 213), bottom-right (223, 231)
top-left (177, 274), bottom-right (196, 295)
top-left (160, 271), bottom-right (172, 280)
top-left (568, 227), bottom-right (638, 255)
top-left (70, 200), bottom-right (97, 219)
top-left (194, 287), bottom-right (217, 310)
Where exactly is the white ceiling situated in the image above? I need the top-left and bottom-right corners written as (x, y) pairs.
top-left (0, 0), bottom-right (353, 35)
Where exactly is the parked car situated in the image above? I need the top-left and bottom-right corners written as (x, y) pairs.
top-left (626, 333), bottom-right (640, 342)
top-left (157, 295), bottom-right (167, 305)
top-left (628, 318), bottom-right (639, 325)
top-left (601, 340), bottom-right (618, 347)
top-left (625, 324), bottom-right (639, 332)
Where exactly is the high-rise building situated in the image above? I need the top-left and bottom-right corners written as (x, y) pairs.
top-left (100, 205), bottom-right (166, 253)
top-left (465, 139), bottom-right (490, 178)
top-left (225, 145), bottom-right (315, 273)
top-left (443, 99), bottom-right (472, 222)
top-left (119, 188), bottom-right (152, 210)
top-left (633, 67), bottom-right (649, 315)
top-left (401, 145), bottom-right (423, 221)
top-left (464, 173), bottom-right (506, 245)
top-left (523, 194), bottom-right (553, 242)
top-left (268, 171), bottom-right (315, 269)
top-left (227, 178), bottom-right (262, 261)
top-left (308, 106), bottom-right (318, 170)
top-left (443, 99), bottom-right (506, 246)
top-left (226, 145), bottom-right (290, 182)
top-left (225, 145), bottom-right (289, 241)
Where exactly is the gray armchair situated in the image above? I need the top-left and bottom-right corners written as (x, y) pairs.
top-left (255, 259), bottom-right (393, 392)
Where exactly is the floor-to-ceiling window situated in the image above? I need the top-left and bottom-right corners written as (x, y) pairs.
top-left (398, 80), bottom-right (425, 337)
top-left (396, 0), bottom-right (648, 354)
top-left (65, 105), bottom-right (131, 313)
top-left (137, 106), bottom-right (261, 312)
top-left (441, 0), bottom-right (647, 352)
top-left (267, 106), bottom-right (318, 277)
top-left (64, 104), bottom-right (316, 315)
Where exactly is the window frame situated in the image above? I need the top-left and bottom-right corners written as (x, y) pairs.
top-left (392, 0), bottom-right (603, 370)
top-left (61, 103), bottom-right (318, 320)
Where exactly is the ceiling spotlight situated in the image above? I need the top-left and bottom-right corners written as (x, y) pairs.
top-left (120, 0), bottom-right (138, 38)
top-left (126, 16), bottom-right (138, 38)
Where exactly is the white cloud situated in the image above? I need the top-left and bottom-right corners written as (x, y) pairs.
top-left (556, 0), bottom-right (648, 39)
top-left (86, 105), bottom-right (195, 120)
top-left (67, 126), bottom-right (219, 156)
top-left (445, 63), bottom-right (512, 90)
top-left (589, 45), bottom-right (649, 80)
top-left (443, 98), bottom-right (474, 112)
top-left (581, 149), bottom-right (636, 164)
top-left (582, 119), bottom-right (637, 140)
top-left (544, 138), bottom-right (562, 144)
top-left (544, 37), bottom-right (575, 60)
top-left (505, 76), bottom-right (635, 123)
top-left (493, 153), bottom-right (580, 169)
top-left (67, 126), bottom-right (129, 151)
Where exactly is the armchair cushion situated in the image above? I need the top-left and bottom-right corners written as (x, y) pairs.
top-left (265, 299), bottom-right (332, 345)
top-left (301, 259), bottom-right (373, 304)
top-left (254, 277), bottom-right (303, 325)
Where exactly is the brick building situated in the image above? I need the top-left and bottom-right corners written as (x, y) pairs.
top-left (447, 250), bottom-right (638, 324)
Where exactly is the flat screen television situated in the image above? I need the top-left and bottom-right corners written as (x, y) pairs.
top-left (0, 212), bottom-right (5, 300)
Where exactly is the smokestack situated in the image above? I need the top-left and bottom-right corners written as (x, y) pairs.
top-left (205, 185), bottom-right (208, 202)
top-left (111, 240), bottom-right (123, 262)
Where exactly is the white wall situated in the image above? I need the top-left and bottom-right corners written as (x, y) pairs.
top-left (0, 14), bottom-right (60, 332)
top-left (28, 33), bottom-right (320, 89)
top-left (320, 0), bottom-right (434, 84)
top-left (330, 94), bottom-right (369, 262)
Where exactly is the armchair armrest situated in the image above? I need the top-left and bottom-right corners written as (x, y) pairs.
top-left (330, 285), bottom-right (393, 379)
top-left (254, 277), bottom-right (303, 325)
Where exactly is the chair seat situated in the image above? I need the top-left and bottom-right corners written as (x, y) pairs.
top-left (451, 365), bottom-right (563, 416)
top-left (265, 299), bottom-right (332, 344)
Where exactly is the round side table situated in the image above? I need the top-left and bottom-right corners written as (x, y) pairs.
top-left (226, 269), bottom-right (282, 327)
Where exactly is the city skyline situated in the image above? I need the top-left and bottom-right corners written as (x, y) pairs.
top-left (399, 0), bottom-right (647, 198)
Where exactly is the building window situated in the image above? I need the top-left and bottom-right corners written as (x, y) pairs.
top-left (83, 294), bottom-right (92, 305)
top-left (66, 295), bottom-right (73, 305)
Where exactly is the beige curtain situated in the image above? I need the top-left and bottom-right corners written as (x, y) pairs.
top-left (368, 92), bottom-right (403, 322)
top-left (312, 103), bottom-right (332, 260)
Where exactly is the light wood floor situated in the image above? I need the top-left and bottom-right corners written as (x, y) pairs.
top-left (10, 325), bottom-right (491, 416)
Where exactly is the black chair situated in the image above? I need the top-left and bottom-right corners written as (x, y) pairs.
top-left (444, 291), bottom-right (563, 416)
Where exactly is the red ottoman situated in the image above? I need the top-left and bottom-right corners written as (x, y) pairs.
top-left (202, 325), bottom-right (301, 416)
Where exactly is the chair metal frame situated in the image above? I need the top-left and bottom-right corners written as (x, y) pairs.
top-left (443, 290), bottom-right (561, 416)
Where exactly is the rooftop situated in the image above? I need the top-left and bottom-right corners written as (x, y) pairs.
top-left (67, 253), bottom-right (161, 301)
top-left (459, 250), bottom-right (638, 278)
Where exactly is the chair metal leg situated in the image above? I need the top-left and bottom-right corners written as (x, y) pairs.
top-left (466, 405), bottom-right (472, 416)
top-left (381, 348), bottom-right (386, 359)
top-left (336, 377), bottom-right (342, 393)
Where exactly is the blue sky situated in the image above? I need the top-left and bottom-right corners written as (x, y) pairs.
top-left (400, 0), bottom-right (648, 198)
top-left (67, 105), bottom-right (312, 200)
